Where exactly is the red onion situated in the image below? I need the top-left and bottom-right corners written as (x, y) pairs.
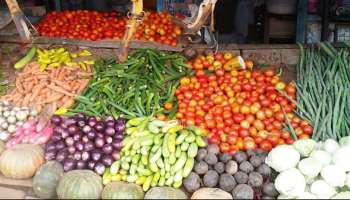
top-left (88, 117), bottom-right (97, 127)
top-left (111, 151), bottom-right (120, 160)
top-left (68, 125), bottom-right (79, 135)
top-left (94, 137), bottom-right (105, 148)
top-left (45, 150), bottom-right (56, 161)
top-left (77, 120), bottom-right (86, 127)
top-left (76, 160), bottom-right (87, 169)
top-left (114, 134), bottom-right (123, 140)
top-left (82, 136), bottom-right (89, 143)
top-left (105, 136), bottom-right (113, 144)
top-left (56, 149), bottom-right (68, 162)
top-left (87, 161), bottom-right (95, 170)
top-left (75, 141), bottom-right (84, 151)
top-left (65, 137), bottom-right (74, 146)
top-left (67, 146), bottom-right (76, 154)
top-left (82, 125), bottom-right (92, 134)
top-left (84, 141), bottom-right (95, 152)
top-left (94, 162), bottom-right (106, 175)
top-left (87, 131), bottom-right (97, 139)
top-left (112, 139), bottom-right (122, 150)
top-left (63, 117), bottom-right (77, 127)
top-left (91, 150), bottom-right (102, 161)
top-left (51, 115), bottom-right (62, 125)
top-left (46, 143), bottom-right (57, 152)
top-left (102, 144), bottom-right (113, 154)
top-left (101, 155), bottom-right (113, 166)
top-left (94, 122), bottom-right (105, 132)
top-left (63, 159), bottom-right (77, 171)
top-left (73, 152), bottom-right (82, 160)
top-left (81, 151), bottom-right (90, 161)
top-left (73, 133), bottom-right (82, 141)
top-left (104, 127), bottom-right (116, 136)
top-left (55, 141), bottom-right (66, 150)
top-left (106, 120), bottom-right (115, 127)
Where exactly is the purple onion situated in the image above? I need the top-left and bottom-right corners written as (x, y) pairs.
top-left (94, 122), bottom-right (105, 132)
top-left (73, 152), bottom-right (82, 160)
top-left (75, 113), bottom-right (86, 121)
top-left (84, 141), bottom-right (95, 151)
top-left (73, 133), bottom-right (82, 141)
top-left (61, 130), bottom-right (69, 139)
top-left (50, 134), bottom-right (62, 142)
top-left (106, 120), bottom-right (115, 127)
top-left (82, 136), bottom-right (90, 143)
top-left (56, 149), bottom-right (68, 162)
top-left (91, 150), bottom-right (102, 161)
top-left (67, 146), bottom-right (76, 154)
top-left (104, 127), bottom-right (116, 136)
top-left (77, 120), bottom-right (86, 127)
top-left (55, 141), bottom-right (66, 150)
top-left (75, 141), bottom-right (84, 151)
top-left (102, 144), bottom-right (113, 154)
top-left (111, 151), bottom-right (120, 160)
top-left (81, 151), bottom-right (90, 161)
top-left (54, 126), bottom-right (66, 135)
top-left (95, 137), bottom-right (105, 148)
top-left (63, 117), bottom-right (77, 127)
top-left (63, 159), bottom-right (77, 171)
top-left (94, 162), bottom-right (106, 175)
top-left (87, 131), bottom-right (97, 140)
top-left (101, 155), bottom-right (113, 166)
top-left (112, 139), bottom-right (122, 150)
top-left (76, 160), bottom-right (87, 169)
top-left (104, 116), bottom-right (115, 123)
top-left (51, 115), bottom-right (62, 125)
top-left (44, 150), bottom-right (56, 160)
top-left (46, 143), bottom-right (56, 152)
top-left (82, 125), bottom-right (92, 134)
top-left (65, 137), bottom-right (74, 146)
top-left (88, 117), bottom-right (97, 127)
top-left (105, 136), bottom-right (113, 144)
top-left (114, 134), bottom-right (123, 140)
top-left (68, 125), bottom-right (79, 135)
top-left (87, 161), bottom-right (96, 170)
top-left (97, 133), bottom-right (104, 138)
top-left (115, 123), bottom-right (126, 134)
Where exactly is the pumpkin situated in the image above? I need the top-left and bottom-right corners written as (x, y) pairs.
top-left (57, 170), bottom-right (103, 199)
top-left (144, 187), bottom-right (187, 199)
top-left (33, 161), bottom-right (64, 198)
top-left (191, 188), bottom-right (233, 199)
top-left (102, 181), bottom-right (144, 199)
top-left (0, 144), bottom-right (44, 179)
top-left (0, 141), bottom-right (4, 154)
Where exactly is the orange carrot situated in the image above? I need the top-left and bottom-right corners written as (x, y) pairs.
top-left (47, 84), bottom-right (75, 97)
top-left (62, 98), bottom-right (75, 108)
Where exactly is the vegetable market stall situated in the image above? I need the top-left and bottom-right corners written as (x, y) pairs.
top-left (1, 9), bottom-right (350, 199)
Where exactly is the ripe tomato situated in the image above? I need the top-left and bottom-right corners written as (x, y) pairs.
top-left (164, 102), bottom-right (173, 110)
top-left (259, 140), bottom-right (273, 151)
top-left (243, 140), bottom-right (257, 151)
top-left (220, 143), bottom-right (230, 153)
top-left (209, 135), bottom-right (220, 144)
top-left (227, 135), bottom-right (237, 145)
top-left (302, 125), bottom-right (313, 135)
top-left (239, 129), bottom-right (249, 137)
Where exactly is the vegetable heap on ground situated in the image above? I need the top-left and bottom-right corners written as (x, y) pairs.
top-left (44, 114), bottom-right (125, 175)
top-left (0, 101), bottom-right (37, 142)
top-left (70, 49), bottom-right (190, 118)
top-left (103, 117), bottom-right (206, 191)
top-left (2, 62), bottom-right (92, 114)
top-left (175, 52), bottom-right (312, 154)
top-left (266, 137), bottom-right (350, 199)
top-left (35, 11), bottom-right (182, 46)
top-left (295, 43), bottom-right (350, 141)
top-left (183, 144), bottom-right (278, 199)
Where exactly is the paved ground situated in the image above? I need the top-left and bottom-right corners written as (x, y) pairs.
top-left (0, 174), bottom-right (38, 199)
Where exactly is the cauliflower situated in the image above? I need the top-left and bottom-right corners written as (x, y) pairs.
top-left (321, 164), bottom-right (346, 187)
top-left (297, 192), bottom-right (318, 199)
top-left (323, 139), bottom-right (340, 154)
top-left (298, 157), bottom-right (323, 179)
top-left (333, 146), bottom-right (350, 172)
top-left (293, 139), bottom-right (317, 157)
top-left (339, 136), bottom-right (350, 147)
top-left (310, 180), bottom-right (336, 199)
top-left (309, 150), bottom-right (332, 167)
top-left (274, 168), bottom-right (306, 197)
top-left (266, 145), bottom-right (300, 172)
top-left (332, 191), bottom-right (350, 199)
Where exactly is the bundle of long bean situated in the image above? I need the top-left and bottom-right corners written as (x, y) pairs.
top-left (291, 42), bottom-right (350, 141)
top-left (70, 49), bottom-right (190, 119)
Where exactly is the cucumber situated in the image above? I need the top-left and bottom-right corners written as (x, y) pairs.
top-left (14, 47), bottom-right (36, 69)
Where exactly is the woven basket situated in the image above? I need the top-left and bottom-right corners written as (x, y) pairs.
top-left (266, 0), bottom-right (297, 15)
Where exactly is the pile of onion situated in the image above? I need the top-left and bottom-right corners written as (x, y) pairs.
top-left (44, 114), bottom-right (125, 175)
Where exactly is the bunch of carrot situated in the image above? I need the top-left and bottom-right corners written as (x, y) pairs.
top-left (1, 63), bottom-right (92, 114)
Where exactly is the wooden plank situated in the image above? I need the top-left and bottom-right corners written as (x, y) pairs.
top-left (296, 0), bottom-right (308, 43)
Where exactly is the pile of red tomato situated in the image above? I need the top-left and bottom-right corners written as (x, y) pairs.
top-left (35, 10), bottom-right (182, 46)
top-left (175, 53), bottom-right (313, 154)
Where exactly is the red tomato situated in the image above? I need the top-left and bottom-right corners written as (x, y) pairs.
top-left (259, 140), bottom-right (273, 151)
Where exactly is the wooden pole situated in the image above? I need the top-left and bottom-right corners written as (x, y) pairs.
top-left (5, 0), bottom-right (31, 42)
